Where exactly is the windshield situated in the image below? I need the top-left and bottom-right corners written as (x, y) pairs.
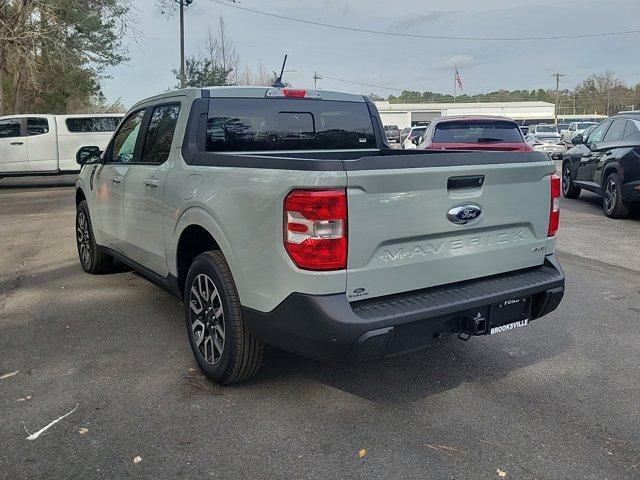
top-left (205, 98), bottom-right (376, 151)
top-left (433, 121), bottom-right (523, 143)
top-left (578, 122), bottom-right (597, 129)
top-left (385, 125), bottom-right (398, 131)
top-left (536, 125), bottom-right (557, 133)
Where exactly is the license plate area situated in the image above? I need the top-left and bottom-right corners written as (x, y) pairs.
top-left (489, 296), bottom-right (531, 334)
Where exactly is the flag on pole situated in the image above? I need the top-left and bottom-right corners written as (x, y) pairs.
top-left (455, 66), bottom-right (464, 91)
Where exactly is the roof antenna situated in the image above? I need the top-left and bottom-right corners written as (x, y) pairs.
top-left (272, 54), bottom-right (288, 88)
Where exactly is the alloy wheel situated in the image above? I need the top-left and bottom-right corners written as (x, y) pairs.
top-left (189, 274), bottom-right (225, 365)
top-left (76, 212), bottom-right (91, 266)
top-left (562, 166), bottom-right (571, 195)
top-left (603, 178), bottom-right (616, 214)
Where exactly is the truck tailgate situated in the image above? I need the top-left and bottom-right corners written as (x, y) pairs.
top-left (345, 155), bottom-right (555, 301)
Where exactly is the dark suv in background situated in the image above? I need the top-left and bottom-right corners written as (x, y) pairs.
top-left (562, 113), bottom-right (640, 218)
top-left (383, 124), bottom-right (400, 142)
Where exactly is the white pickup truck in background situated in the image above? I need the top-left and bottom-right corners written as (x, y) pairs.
top-left (0, 114), bottom-right (123, 177)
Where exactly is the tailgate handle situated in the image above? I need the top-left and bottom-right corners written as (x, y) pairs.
top-left (448, 175), bottom-right (485, 190)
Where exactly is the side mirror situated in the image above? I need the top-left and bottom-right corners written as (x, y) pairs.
top-left (571, 134), bottom-right (584, 145)
top-left (76, 146), bottom-right (102, 165)
top-left (412, 136), bottom-right (421, 146)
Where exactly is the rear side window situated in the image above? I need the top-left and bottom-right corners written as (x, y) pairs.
top-left (0, 119), bottom-right (21, 138)
top-left (66, 117), bottom-right (121, 133)
top-left (205, 98), bottom-right (375, 151)
top-left (142, 104), bottom-right (180, 164)
top-left (27, 117), bottom-right (49, 136)
top-left (603, 119), bottom-right (626, 142)
top-left (433, 121), bottom-right (523, 143)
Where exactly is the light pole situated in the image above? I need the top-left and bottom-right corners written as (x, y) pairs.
top-left (177, 0), bottom-right (193, 88)
top-left (552, 72), bottom-right (566, 124)
top-left (313, 71), bottom-right (322, 89)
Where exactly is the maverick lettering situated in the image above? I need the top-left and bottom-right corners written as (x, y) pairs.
top-left (379, 230), bottom-right (527, 262)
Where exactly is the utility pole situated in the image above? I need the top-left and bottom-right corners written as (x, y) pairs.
top-left (176, 0), bottom-right (193, 88)
top-left (313, 71), bottom-right (322, 89)
top-left (552, 72), bottom-right (566, 124)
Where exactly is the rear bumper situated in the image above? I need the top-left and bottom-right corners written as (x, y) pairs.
top-left (243, 255), bottom-right (565, 363)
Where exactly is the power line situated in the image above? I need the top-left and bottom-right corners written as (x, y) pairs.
top-left (321, 75), bottom-right (404, 92)
top-left (211, 0), bottom-right (640, 41)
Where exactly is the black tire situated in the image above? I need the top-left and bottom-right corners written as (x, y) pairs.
top-left (184, 251), bottom-right (264, 385)
top-left (76, 200), bottom-right (114, 274)
top-left (602, 172), bottom-right (631, 219)
top-left (561, 161), bottom-right (581, 199)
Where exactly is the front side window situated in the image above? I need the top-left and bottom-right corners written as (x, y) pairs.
top-left (27, 117), bottom-right (49, 136)
top-left (0, 118), bottom-right (22, 138)
top-left (603, 119), bottom-right (626, 142)
top-left (110, 110), bottom-right (145, 163)
top-left (141, 104), bottom-right (180, 164)
top-left (433, 121), bottom-right (523, 143)
top-left (586, 121), bottom-right (610, 144)
top-left (66, 117), bottom-right (121, 133)
top-left (205, 98), bottom-right (376, 152)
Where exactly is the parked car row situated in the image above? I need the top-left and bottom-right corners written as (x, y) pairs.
top-left (385, 111), bottom-right (639, 219)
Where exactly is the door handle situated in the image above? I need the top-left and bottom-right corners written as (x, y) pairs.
top-left (110, 175), bottom-right (123, 184)
top-left (143, 177), bottom-right (160, 188)
top-left (10, 141), bottom-right (23, 146)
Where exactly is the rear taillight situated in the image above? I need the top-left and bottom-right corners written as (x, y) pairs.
top-left (284, 189), bottom-right (347, 271)
top-left (548, 174), bottom-right (560, 237)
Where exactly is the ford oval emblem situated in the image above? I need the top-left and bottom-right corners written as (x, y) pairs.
top-left (446, 204), bottom-right (483, 225)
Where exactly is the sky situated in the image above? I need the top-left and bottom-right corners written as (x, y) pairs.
top-left (102, 0), bottom-right (640, 108)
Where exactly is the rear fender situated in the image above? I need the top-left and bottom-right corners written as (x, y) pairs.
top-left (170, 206), bottom-right (245, 302)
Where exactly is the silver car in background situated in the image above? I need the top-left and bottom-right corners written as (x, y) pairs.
top-left (526, 124), bottom-right (565, 159)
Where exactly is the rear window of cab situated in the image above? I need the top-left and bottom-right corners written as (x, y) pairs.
top-left (205, 98), bottom-right (376, 151)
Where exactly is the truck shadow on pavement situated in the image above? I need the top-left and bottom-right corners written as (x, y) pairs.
top-left (252, 322), bottom-right (571, 404)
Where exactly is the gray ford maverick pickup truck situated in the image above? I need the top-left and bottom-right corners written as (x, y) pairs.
top-left (75, 86), bottom-right (564, 384)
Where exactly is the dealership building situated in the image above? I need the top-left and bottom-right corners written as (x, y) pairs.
top-left (374, 100), bottom-right (558, 128)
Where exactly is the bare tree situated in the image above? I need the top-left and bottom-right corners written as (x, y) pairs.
top-left (205, 15), bottom-right (240, 85)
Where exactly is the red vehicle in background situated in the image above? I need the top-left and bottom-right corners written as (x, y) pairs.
top-left (417, 116), bottom-right (533, 152)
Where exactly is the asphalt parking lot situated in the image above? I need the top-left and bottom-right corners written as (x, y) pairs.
top-left (1, 175), bottom-right (639, 479)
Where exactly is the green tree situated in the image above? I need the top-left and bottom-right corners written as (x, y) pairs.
top-left (0, 0), bottom-right (131, 114)
top-left (172, 57), bottom-right (231, 88)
